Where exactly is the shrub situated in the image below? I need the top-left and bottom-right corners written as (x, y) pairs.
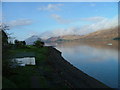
top-left (34, 40), bottom-right (44, 48)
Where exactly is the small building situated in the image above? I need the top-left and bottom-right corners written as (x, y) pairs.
top-left (12, 52), bottom-right (36, 67)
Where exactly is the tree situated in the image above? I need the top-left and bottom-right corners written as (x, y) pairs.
top-left (14, 39), bottom-right (19, 44)
top-left (22, 41), bottom-right (26, 45)
top-left (0, 23), bottom-right (9, 31)
top-left (34, 40), bottom-right (44, 48)
top-left (14, 40), bottom-right (26, 48)
top-left (1, 24), bottom-right (13, 77)
top-left (2, 30), bottom-right (8, 47)
top-left (0, 24), bottom-right (9, 48)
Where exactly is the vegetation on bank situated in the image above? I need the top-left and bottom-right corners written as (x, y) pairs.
top-left (3, 45), bottom-right (70, 88)
top-left (2, 30), bottom-right (67, 88)
top-left (1, 24), bottom-right (68, 88)
top-left (1, 24), bottom-right (110, 88)
top-left (3, 45), bottom-right (49, 88)
top-left (2, 33), bottom-right (49, 88)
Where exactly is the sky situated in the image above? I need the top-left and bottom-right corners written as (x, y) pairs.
top-left (2, 2), bottom-right (118, 40)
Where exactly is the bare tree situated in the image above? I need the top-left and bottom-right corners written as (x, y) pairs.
top-left (0, 23), bottom-right (9, 31)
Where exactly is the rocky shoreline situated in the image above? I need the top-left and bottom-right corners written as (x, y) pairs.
top-left (47, 46), bottom-right (110, 88)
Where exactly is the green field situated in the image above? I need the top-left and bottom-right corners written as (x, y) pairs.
top-left (3, 46), bottom-right (66, 88)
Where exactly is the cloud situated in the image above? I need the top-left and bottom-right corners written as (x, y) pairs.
top-left (7, 19), bottom-right (33, 28)
top-left (51, 15), bottom-right (107, 24)
top-left (81, 16), bottom-right (106, 22)
top-left (40, 27), bottom-right (79, 39)
top-left (38, 4), bottom-right (63, 11)
top-left (51, 14), bottom-right (72, 24)
top-left (79, 16), bottom-right (118, 34)
top-left (40, 16), bottom-right (118, 39)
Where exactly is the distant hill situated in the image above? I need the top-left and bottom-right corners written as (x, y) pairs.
top-left (25, 27), bottom-right (119, 44)
top-left (45, 27), bottom-right (118, 42)
top-left (25, 35), bottom-right (40, 45)
top-left (45, 35), bottom-right (82, 42)
top-left (78, 27), bottom-right (118, 40)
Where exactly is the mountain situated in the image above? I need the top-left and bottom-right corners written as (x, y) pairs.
top-left (78, 27), bottom-right (118, 40)
top-left (45, 35), bottom-right (82, 42)
top-left (46, 37), bottom-right (61, 42)
top-left (25, 35), bottom-right (40, 45)
top-left (45, 27), bottom-right (118, 42)
top-left (60, 35), bottom-right (83, 40)
top-left (25, 27), bottom-right (118, 44)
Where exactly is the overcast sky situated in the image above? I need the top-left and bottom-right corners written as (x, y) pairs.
top-left (2, 2), bottom-right (118, 40)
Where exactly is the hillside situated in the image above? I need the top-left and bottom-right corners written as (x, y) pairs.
top-left (60, 35), bottom-right (82, 40)
top-left (25, 35), bottom-right (39, 45)
top-left (78, 27), bottom-right (118, 40)
top-left (25, 27), bottom-right (119, 44)
top-left (45, 27), bottom-right (118, 42)
top-left (45, 35), bottom-right (82, 42)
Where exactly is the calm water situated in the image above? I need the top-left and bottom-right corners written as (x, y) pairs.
top-left (47, 41), bottom-right (118, 88)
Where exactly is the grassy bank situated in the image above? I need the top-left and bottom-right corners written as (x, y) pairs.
top-left (3, 45), bottom-right (109, 88)
top-left (3, 46), bottom-right (68, 88)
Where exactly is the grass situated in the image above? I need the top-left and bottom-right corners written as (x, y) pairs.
top-left (3, 45), bottom-right (51, 88)
top-left (38, 76), bottom-right (48, 88)
top-left (8, 66), bottom-right (40, 88)
top-left (3, 45), bottom-right (69, 88)
top-left (2, 77), bottom-right (17, 88)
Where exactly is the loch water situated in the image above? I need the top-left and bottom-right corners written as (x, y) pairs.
top-left (46, 40), bottom-right (118, 88)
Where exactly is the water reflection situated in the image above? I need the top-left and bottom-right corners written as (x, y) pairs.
top-left (47, 40), bottom-right (118, 88)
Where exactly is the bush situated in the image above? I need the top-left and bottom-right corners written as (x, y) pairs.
top-left (34, 40), bottom-right (44, 48)
top-left (14, 40), bottom-right (26, 48)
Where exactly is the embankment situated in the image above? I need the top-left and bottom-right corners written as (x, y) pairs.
top-left (47, 46), bottom-right (109, 88)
